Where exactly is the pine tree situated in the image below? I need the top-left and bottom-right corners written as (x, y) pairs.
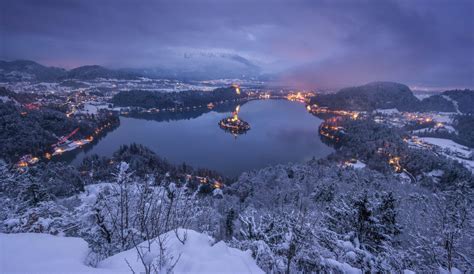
top-left (225, 208), bottom-right (235, 239)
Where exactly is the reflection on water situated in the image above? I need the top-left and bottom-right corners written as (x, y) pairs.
top-left (65, 100), bottom-right (333, 177)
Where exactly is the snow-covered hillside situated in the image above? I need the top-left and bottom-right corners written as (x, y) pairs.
top-left (0, 232), bottom-right (105, 274)
top-left (0, 229), bottom-right (263, 274)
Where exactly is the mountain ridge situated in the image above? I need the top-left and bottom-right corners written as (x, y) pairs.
top-left (0, 59), bottom-right (263, 81)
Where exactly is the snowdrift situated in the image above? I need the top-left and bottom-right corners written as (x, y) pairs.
top-left (0, 229), bottom-right (263, 274)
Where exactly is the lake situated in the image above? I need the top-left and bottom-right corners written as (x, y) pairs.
top-left (67, 100), bottom-right (333, 177)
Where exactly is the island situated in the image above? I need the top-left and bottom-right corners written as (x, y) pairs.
top-left (218, 105), bottom-right (250, 135)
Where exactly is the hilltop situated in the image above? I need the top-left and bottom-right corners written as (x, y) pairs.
top-left (0, 60), bottom-right (139, 81)
top-left (311, 81), bottom-right (474, 113)
top-left (0, 60), bottom-right (66, 81)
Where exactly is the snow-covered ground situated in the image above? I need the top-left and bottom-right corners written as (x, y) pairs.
top-left (100, 229), bottom-right (263, 273)
top-left (348, 160), bottom-right (366, 169)
top-left (0, 232), bottom-right (107, 274)
top-left (418, 137), bottom-right (473, 172)
top-left (441, 95), bottom-right (461, 114)
top-left (79, 102), bottom-right (111, 115)
top-left (412, 125), bottom-right (456, 134)
top-left (0, 229), bottom-right (264, 274)
top-left (0, 95), bottom-right (20, 105)
top-left (418, 137), bottom-right (471, 158)
top-left (373, 108), bottom-right (400, 115)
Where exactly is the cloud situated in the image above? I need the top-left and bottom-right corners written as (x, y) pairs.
top-left (0, 0), bottom-right (472, 87)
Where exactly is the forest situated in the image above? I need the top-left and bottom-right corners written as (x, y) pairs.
top-left (112, 87), bottom-right (247, 109)
top-left (310, 82), bottom-right (474, 114)
top-left (0, 137), bottom-right (472, 273)
top-left (0, 101), bottom-right (119, 162)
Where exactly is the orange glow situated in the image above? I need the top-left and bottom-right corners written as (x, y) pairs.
top-left (17, 161), bottom-right (28, 167)
top-left (232, 84), bottom-right (241, 95)
top-left (388, 156), bottom-right (402, 172)
top-left (231, 105), bottom-right (241, 122)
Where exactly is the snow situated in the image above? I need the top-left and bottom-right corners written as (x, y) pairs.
top-left (439, 266), bottom-right (462, 274)
top-left (351, 160), bottom-right (366, 169)
top-left (79, 102), bottom-right (111, 115)
top-left (345, 251), bottom-right (357, 260)
top-left (427, 169), bottom-right (444, 177)
top-left (0, 95), bottom-right (20, 106)
top-left (418, 137), bottom-right (471, 158)
top-left (342, 160), bottom-right (366, 169)
top-left (0, 229), bottom-right (264, 274)
top-left (417, 137), bottom-right (473, 172)
top-left (0, 95), bottom-right (11, 103)
top-left (425, 169), bottom-right (445, 184)
top-left (100, 229), bottom-right (264, 273)
top-left (443, 125), bottom-right (456, 133)
top-left (0, 233), bottom-right (107, 274)
top-left (413, 94), bottom-right (431, 100)
top-left (373, 108), bottom-right (399, 115)
top-left (412, 127), bottom-right (430, 134)
top-left (431, 112), bottom-right (455, 123)
top-left (442, 95), bottom-right (461, 114)
top-left (213, 188), bottom-right (224, 197)
top-left (412, 125), bottom-right (456, 134)
top-left (323, 258), bottom-right (362, 274)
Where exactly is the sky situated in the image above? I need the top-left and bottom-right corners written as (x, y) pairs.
top-left (1, 0), bottom-right (473, 89)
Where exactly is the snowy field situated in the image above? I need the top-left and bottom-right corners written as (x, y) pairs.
top-left (418, 137), bottom-right (473, 172)
top-left (0, 229), bottom-right (263, 274)
top-left (418, 137), bottom-right (471, 158)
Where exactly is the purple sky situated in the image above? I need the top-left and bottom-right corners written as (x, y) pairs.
top-left (1, 0), bottom-right (473, 88)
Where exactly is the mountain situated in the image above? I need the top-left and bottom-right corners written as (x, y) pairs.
top-left (123, 52), bottom-right (262, 80)
top-left (0, 59), bottom-right (263, 82)
top-left (441, 89), bottom-right (474, 114)
top-left (311, 82), bottom-right (420, 111)
top-left (417, 89), bottom-right (474, 113)
top-left (66, 65), bottom-right (139, 80)
top-left (0, 60), bottom-right (66, 81)
top-left (418, 94), bottom-right (456, 112)
top-left (0, 60), bottom-right (141, 81)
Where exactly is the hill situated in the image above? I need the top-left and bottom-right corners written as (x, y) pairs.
top-left (418, 94), bottom-right (456, 112)
top-left (0, 60), bottom-right (66, 81)
top-left (0, 60), bottom-right (139, 81)
top-left (442, 89), bottom-right (474, 114)
top-left (311, 82), bottom-right (420, 111)
top-left (0, 58), bottom-right (264, 81)
top-left (311, 82), bottom-right (473, 114)
top-left (66, 65), bottom-right (139, 80)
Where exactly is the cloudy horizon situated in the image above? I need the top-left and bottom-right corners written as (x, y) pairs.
top-left (1, 0), bottom-right (473, 89)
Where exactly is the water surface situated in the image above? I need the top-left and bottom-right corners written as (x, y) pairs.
top-left (69, 100), bottom-right (333, 177)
